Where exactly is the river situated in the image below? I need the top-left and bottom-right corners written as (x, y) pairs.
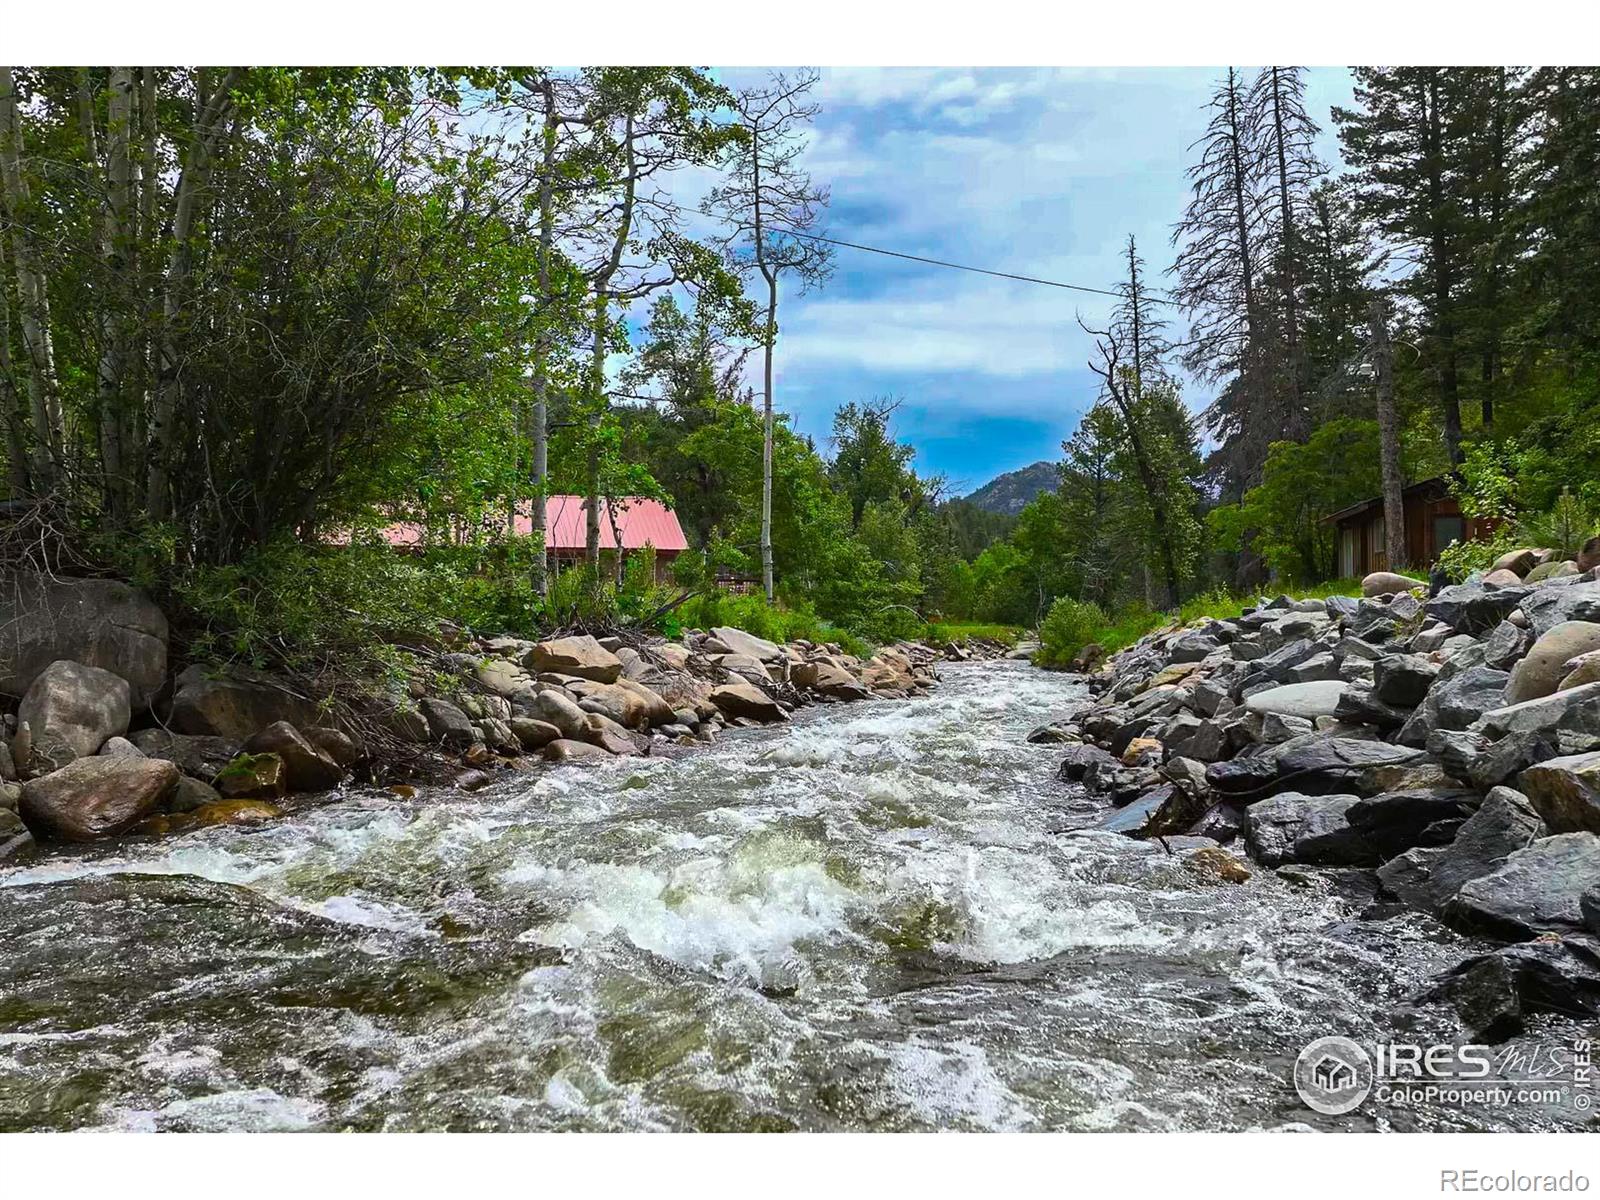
top-left (0, 661), bottom-right (1585, 1131)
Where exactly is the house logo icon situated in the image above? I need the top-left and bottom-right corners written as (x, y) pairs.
top-left (1294, 1036), bottom-right (1373, 1115)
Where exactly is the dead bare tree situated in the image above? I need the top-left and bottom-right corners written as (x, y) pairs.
top-left (703, 68), bottom-right (833, 603)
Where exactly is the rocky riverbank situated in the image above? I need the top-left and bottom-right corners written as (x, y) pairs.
top-left (1, 572), bottom-right (1004, 859)
top-left (1031, 554), bottom-right (1600, 1043)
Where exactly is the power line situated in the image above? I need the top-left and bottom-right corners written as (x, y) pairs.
top-left (780, 229), bottom-right (1184, 307)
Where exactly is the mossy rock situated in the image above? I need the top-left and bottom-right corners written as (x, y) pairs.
top-left (214, 752), bottom-right (286, 798)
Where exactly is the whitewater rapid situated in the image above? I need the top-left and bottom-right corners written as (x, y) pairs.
top-left (0, 662), bottom-right (1583, 1131)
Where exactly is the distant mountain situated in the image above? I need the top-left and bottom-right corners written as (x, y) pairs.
top-left (962, 461), bottom-right (1059, 515)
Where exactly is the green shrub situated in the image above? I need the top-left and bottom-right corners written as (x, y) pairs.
top-left (1036, 596), bottom-right (1108, 667)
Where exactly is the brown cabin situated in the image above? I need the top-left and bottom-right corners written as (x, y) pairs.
top-left (1324, 476), bottom-right (1501, 578)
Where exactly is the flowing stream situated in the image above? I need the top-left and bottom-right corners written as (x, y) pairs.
top-left (0, 662), bottom-right (1585, 1132)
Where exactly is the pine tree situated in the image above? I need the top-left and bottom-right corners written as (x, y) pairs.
top-left (1336, 68), bottom-right (1475, 464)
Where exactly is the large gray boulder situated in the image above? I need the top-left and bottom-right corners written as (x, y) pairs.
top-left (0, 573), bottom-right (168, 710)
top-left (128, 729), bottom-right (241, 780)
top-left (1521, 579), bottom-right (1600, 638)
top-left (1427, 581), bottom-right (1531, 635)
top-left (1378, 786), bottom-right (1544, 915)
top-left (169, 665), bottom-right (320, 742)
top-left (243, 721), bottom-right (344, 792)
top-left (14, 659), bottom-right (131, 772)
top-left (527, 635), bottom-right (623, 683)
top-left (533, 688), bottom-right (589, 739)
top-left (710, 626), bottom-right (786, 665)
top-left (1345, 787), bottom-right (1480, 860)
top-left (1447, 833), bottom-right (1600, 939)
top-left (1471, 680), bottom-right (1600, 740)
top-left (1244, 792), bottom-right (1372, 867)
top-left (709, 681), bottom-right (788, 723)
top-left (1504, 621), bottom-right (1600, 704)
top-left (1206, 734), bottom-right (1420, 798)
top-left (1519, 750), bottom-right (1600, 834)
top-left (1362, 571), bottom-right (1420, 598)
top-left (19, 754), bottom-right (178, 841)
top-left (1242, 680), bottom-right (1345, 720)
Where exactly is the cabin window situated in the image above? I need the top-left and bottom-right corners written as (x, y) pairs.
top-left (1433, 514), bottom-right (1466, 553)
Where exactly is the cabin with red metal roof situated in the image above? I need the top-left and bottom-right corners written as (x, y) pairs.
top-left (339, 495), bottom-right (689, 581)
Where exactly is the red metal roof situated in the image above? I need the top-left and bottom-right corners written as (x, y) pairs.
top-left (336, 496), bottom-right (687, 553)
top-left (524, 496), bottom-right (688, 552)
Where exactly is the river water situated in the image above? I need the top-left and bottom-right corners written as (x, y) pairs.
top-left (0, 662), bottom-right (1587, 1132)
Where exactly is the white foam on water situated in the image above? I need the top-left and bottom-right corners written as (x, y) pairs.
top-left (514, 846), bottom-right (860, 981)
top-left (880, 1038), bottom-right (1033, 1130)
top-left (112, 1087), bottom-right (325, 1132)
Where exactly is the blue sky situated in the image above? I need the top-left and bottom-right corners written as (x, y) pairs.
top-left (703, 66), bottom-right (1356, 496)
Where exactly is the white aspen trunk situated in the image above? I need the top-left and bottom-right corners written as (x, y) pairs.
top-left (0, 67), bottom-right (64, 491)
top-left (529, 77), bottom-right (556, 600)
top-left (147, 67), bottom-right (239, 522)
top-left (761, 275), bottom-right (776, 602)
top-left (96, 68), bottom-right (135, 519)
top-left (586, 294), bottom-right (605, 573)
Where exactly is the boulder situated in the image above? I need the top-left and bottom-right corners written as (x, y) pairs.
top-left (14, 660), bottom-right (131, 770)
top-left (304, 726), bottom-right (362, 769)
top-left (98, 736), bottom-right (142, 758)
top-left (713, 652), bottom-right (774, 684)
top-left (1471, 680), bottom-right (1600, 740)
top-left (1244, 792), bottom-right (1372, 867)
top-left (1481, 620), bottom-right (1534, 671)
top-left (1058, 743), bottom-right (1118, 782)
top-left (1526, 560), bottom-right (1578, 584)
top-left (534, 688), bottom-right (590, 739)
top-left (19, 755), bottom-right (178, 840)
top-left (709, 681), bottom-right (788, 723)
top-left (474, 658), bottom-right (535, 699)
top-left (568, 679), bottom-right (657, 730)
top-left (1519, 750), bottom-right (1600, 834)
top-left (128, 729), bottom-right (241, 781)
top-left (508, 717), bottom-right (561, 752)
top-left (1332, 685), bottom-right (1410, 730)
top-left (709, 626), bottom-right (785, 665)
top-left (1490, 547), bottom-right (1542, 577)
top-left (418, 698), bottom-right (476, 749)
top-left (0, 573), bottom-right (168, 710)
top-left (1377, 786), bottom-right (1544, 915)
top-left (1579, 536), bottom-right (1600, 573)
top-left (1428, 940), bottom-right (1600, 1041)
top-left (543, 738), bottom-right (611, 763)
top-left (1167, 631), bottom-right (1220, 663)
top-left (1206, 735), bottom-right (1419, 798)
top-left (168, 775), bottom-right (223, 814)
top-left (1344, 787), bottom-right (1480, 861)
top-left (1482, 568), bottom-right (1525, 587)
top-left (527, 635), bottom-right (623, 683)
top-left (1373, 653), bottom-right (1441, 708)
top-left (583, 713), bottom-right (646, 756)
top-left (1521, 579), bottom-right (1600, 638)
top-left (169, 665), bottom-right (320, 742)
top-left (1242, 680), bottom-right (1346, 720)
top-left (794, 660), bottom-right (871, 700)
top-left (213, 752), bottom-right (287, 799)
top-left (1559, 650), bottom-right (1600, 692)
top-left (1448, 833), bottom-right (1600, 939)
top-left (1427, 581), bottom-right (1531, 635)
top-left (243, 721), bottom-right (343, 792)
top-left (1504, 621), bottom-right (1600, 704)
top-left (1362, 571), bottom-right (1420, 598)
